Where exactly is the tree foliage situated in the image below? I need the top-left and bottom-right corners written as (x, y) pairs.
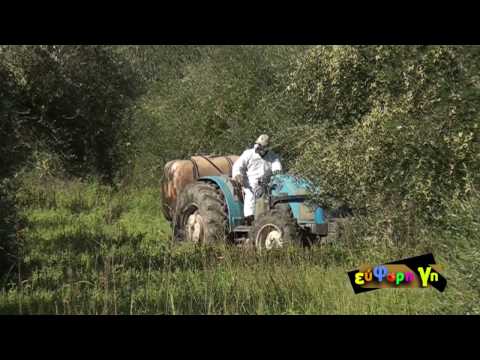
top-left (125, 45), bottom-right (308, 183)
top-left (1, 45), bottom-right (143, 181)
top-left (289, 46), bottom-right (480, 218)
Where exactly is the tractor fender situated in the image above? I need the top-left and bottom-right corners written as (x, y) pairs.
top-left (160, 155), bottom-right (239, 221)
top-left (198, 176), bottom-right (244, 231)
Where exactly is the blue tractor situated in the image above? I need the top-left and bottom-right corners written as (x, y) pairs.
top-left (173, 173), bottom-right (330, 249)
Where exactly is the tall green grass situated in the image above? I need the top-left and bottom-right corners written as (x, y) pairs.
top-left (1, 177), bottom-right (478, 314)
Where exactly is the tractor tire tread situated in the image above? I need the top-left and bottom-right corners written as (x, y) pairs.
top-left (249, 206), bottom-right (302, 249)
top-left (174, 181), bottom-right (228, 244)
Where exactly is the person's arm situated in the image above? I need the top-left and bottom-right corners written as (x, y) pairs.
top-left (271, 153), bottom-right (282, 173)
top-left (232, 150), bottom-right (249, 181)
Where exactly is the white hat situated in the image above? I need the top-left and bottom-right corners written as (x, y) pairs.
top-left (255, 134), bottom-right (270, 147)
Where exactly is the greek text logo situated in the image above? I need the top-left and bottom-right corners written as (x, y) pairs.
top-left (355, 266), bottom-right (440, 287)
top-left (347, 253), bottom-right (447, 294)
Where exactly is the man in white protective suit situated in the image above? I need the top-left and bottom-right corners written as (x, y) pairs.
top-left (232, 134), bottom-right (282, 225)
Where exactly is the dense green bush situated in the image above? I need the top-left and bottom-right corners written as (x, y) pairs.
top-left (1, 45), bottom-right (144, 181)
top-left (289, 46), bottom-right (480, 221)
top-left (0, 59), bottom-right (23, 278)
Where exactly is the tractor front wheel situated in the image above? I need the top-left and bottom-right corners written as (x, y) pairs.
top-left (249, 207), bottom-right (301, 251)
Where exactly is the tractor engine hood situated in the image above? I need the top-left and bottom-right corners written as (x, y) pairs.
top-left (270, 174), bottom-right (325, 225)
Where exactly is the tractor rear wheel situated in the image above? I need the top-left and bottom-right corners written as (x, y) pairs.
top-left (249, 207), bottom-right (301, 251)
top-left (173, 182), bottom-right (228, 244)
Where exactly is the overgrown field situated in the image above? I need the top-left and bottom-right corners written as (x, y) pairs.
top-left (1, 45), bottom-right (480, 314)
top-left (1, 178), bottom-right (478, 315)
